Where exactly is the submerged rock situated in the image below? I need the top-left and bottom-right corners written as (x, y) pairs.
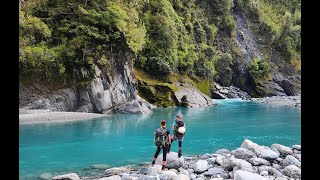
top-left (89, 164), bottom-right (110, 170)
top-left (39, 172), bottom-right (53, 180)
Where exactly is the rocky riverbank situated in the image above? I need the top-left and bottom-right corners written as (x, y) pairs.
top-left (19, 109), bottom-right (109, 124)
top-left (45, 139), bottom-right (301, 180)
top-left (251, 96), bottom-right (301, 108)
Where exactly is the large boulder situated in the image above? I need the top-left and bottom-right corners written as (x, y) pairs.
top-left (240, 139), bottom-right (265, 155)
top-left (155, 152), bottom-right (184, 169)
top-left (174, 85), bottom-right (213, 107)
top-left (105, 167), bottom-right (131, 176)
top-left (234, 170), bottom-right (268, 180)
top-left (271, 144), bottom-right (293, 157)
top-left (192, 160), bottom-right (208, 173)
top-left (283, 165), bottom-right (301, 179)
top-left (232, 148), bottom-right (257, 161)
top-left (159, 171), bottom-right (177, 180)
top-left (259, 149), bottom-right (279, 160)
top-left (248, 158), bottom-right (271, 166)
top-left (51, 173), bottom-right (80, 180)
top-left (282, 155), bottom-right (300, 167)
top-left (118, 100), bottom-right (153, 114)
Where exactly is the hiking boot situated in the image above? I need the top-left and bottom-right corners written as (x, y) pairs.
top-left (151, 160), bottom-right (155, 166)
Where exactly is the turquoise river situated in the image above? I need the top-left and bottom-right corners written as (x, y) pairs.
top-left (19, 99), bottom-right (301, 179)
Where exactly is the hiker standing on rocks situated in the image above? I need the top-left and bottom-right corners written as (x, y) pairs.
top-left (168, 114), bottom-right (186, 158)
top-left (151, 120), bottom-right (171, 170)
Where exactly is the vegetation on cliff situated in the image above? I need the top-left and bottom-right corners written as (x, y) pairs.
top-left (19, 0), bottom-right (300, 99)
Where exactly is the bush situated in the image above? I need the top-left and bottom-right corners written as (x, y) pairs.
top-left (248, 58), bottom-right (272, 84)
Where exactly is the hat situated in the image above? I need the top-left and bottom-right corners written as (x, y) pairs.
top-left (175, 114), bottom-right (183, 119)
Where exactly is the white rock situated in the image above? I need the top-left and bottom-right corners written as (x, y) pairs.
top-left (249, 158), bottom-right (271, 166)
top-left (215, 155), bottom-right (225, 166)
top-left (282, 155), bottom-right (300, 167)
top-left (51, 173), bottom-right (80, 180)
top-left (105, 167), bottom-right (131, 176)
top-left (176, 174), bottom-right (190, 180)
top-left (159, 170), bottom-right (177, 180)
top-left (147, 165), bottom-right (162, 175)
top-left (234, 170), bottom-right (268, 180)
top-left (292, 145), bottom-right (301, 151)
top-left (271, 144), bottom-right (293, 157)
top-left (98, 175), bottom-right (122, 180)
top-left (283, 165), bottom-right (301, 179)
top-left (138, 175), bottom-right (160, 180)
top-left (293, 154), bottom-right (301, 162)
top-left (240, 139), bottom-right (265, 155)
top-left (232, 148), bottom-right (257, 161)
top-left (155, 152), bottom-right (184, 169)
top-left (192, 160), bottom-right (208, 173)
top-left (206, 157), bottom-right (216, 165)
top-left (260, 171), bottom-right (268, 176)
top-left (259, 149), bottom-right (279, 160)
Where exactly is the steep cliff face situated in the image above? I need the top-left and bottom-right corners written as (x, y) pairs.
top-left (214, 9), bottom-right (300, 98)
top-left (19, 62), bottom-right (139, 113)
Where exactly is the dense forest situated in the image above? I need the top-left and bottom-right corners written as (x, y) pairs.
top-left (19, 0), bottom-right (301, 99)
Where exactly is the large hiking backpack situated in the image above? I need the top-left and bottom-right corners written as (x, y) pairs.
top-left (174, 120), bottom-right (185, 137)
top-left (154, 127), bottom-right (167, 146)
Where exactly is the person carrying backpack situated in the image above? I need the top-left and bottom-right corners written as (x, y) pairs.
top-left (168, 114), bottom-right (186, 158)
top-left (151, 120), bottom-right (171, 170)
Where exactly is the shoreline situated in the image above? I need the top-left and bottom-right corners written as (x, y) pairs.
top-left (36, 139), bottom-right (301, 180)
top-left (250, 95), bottom-right (301, 108)
top-left (19, 95), bottom-right (300, 125)
top-left (19, 109), bottom-right (109, 125)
